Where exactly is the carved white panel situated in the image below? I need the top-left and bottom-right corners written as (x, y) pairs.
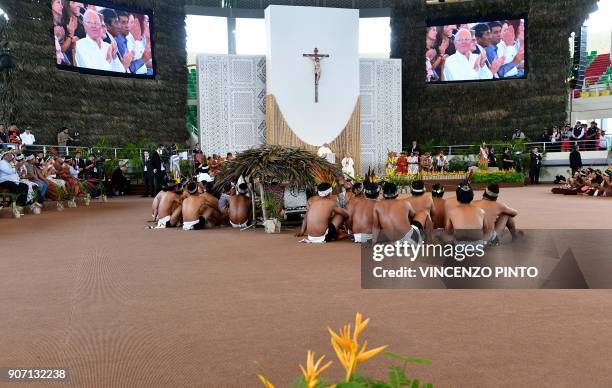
top-left (359, 58), bottom-right (402, 176)
top-left (198, 54), bottom-right (266, 155)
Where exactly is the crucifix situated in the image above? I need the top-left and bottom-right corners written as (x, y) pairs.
top-left (302, 47), bottom-right (329, 103)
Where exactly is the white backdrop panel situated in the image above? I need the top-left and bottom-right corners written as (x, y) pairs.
top-left (265, 5), bottom-right (359, 146)
top-left (198, 54), bottom-right (266, 156)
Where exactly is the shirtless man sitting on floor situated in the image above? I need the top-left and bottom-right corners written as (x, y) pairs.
top-left (373, 182), bottom-right (431, 244)
top-left (472, 183), bottom-right (519, 244)
top-left (406, 180), bottom-right (436, 221)
top-left (445, 184), bottom-right (491, 244)
top-left (229, 182), bottom-right (252, 228)
top-left (295, 183), bottom-right (350, 243)
top-left (182, 182), bottom-right (223, 230)
top-left (153, 183), bottom-right (184, 228)
top-left (431, 184), bottom-right (446, 229)
top-left (348, 182), bottom-right (380, 243)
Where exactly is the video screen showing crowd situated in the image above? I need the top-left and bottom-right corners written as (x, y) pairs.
top-left (426, 18), bottom-right (526, 82)
top-left (51, 1), bottom-right (155, 76)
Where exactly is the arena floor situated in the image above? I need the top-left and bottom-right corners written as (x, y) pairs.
top-left (1, 186), bottom-right (611, 387)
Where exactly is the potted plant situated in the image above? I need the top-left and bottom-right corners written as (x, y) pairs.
top-left (262, 192), bottom-right (281, 234)
top-left (28, 190), bottom-right (42, 215)
top-left (65, 184), bottom-right (78, 208)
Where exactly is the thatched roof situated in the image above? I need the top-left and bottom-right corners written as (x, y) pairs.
top-left (213, 145), bottom-right (342, 190)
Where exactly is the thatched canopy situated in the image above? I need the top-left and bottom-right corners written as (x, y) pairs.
top-left (213, 145), bottom-right (342, 190)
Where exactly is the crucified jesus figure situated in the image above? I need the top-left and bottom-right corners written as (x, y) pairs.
top-left (303, 47), bottom-right (329, 103)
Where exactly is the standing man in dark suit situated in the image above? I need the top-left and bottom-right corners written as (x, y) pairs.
top-left (529, 147), bottom-right (542, 184)
top-left (73, 151), bottom-right (86, 179)
top-left (142, 150), bottom-right (154, 197)
top-left (151, 145), bottom-right (165, 195)
top-left (409, 140), bottom-right (421, 155)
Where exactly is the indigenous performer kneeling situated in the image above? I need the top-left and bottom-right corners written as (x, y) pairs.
top-left (228, 182), bottom-right (252, 228)
top-left (472, 183), bottom-right (519, 244)
top-left (406, 180), bottom-right (436, 221)
top-left (445, 184), bottom-right (491, 245)
top-left (182, 182), bottom-right (222, 230)
top-left (295, 183), bottom-right (349, 243)
top-left (151, 182), bottom-right (183, 228)
top-left (430, 184), bottom-right (446, 229)
top-left (348, 182), bottom-right (380, 243)
top-left (372, 182), bottom-right (431, 244)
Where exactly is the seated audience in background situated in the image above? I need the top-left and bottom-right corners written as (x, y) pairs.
top-left (599, 130), bottom-right (608, 150)
top-left (434, 150), bottom-right (449, 172)
top-left (72, 151), bottom-right (86, 178)
top-left (111, 163), bottom-right (130, 196)
top-left (0, 151), bottom-right (29, 206)
top-left (19, 127), bottom-right (36, 146)
top-left (18, 154), bottom-right (45, 204)
top-left (420, 152), bottom-right (434, 173)
top-left (0, 124), bottom-right (7, 144)
top-left (23, 154), bottom-right (48, 202)
top-left (408, 152), bottom-right (420, 174)
top-left (395, 152), bottom-right (408, 175)
top-left (7, 124), bottom-right (21, 145)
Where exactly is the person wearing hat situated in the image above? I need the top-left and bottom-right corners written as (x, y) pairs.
top-left (296, 182), bottom-right (349, 243)
top-left (348, 182), bottom-right (380, 243)
top-left (228, 181), bottom-right (252, 229)
top-left (17, 154), bottom-right (44, 204)
top-left (372, 182), bottom-right (429, 244)
top-left (0, 151), bottom-right (29, 206)
top-left (445, 184), bottom-right (491, 244)
top-left (23, 154), bottom-right (48, 203)
top-left (406, 180), bottom-right (436, 220)
top-left (473, 184), bottom-right (519, 244)
top-left (181, 181), bottom-right (222, 230)
top-left (431, 184), bottom-right (446, 229)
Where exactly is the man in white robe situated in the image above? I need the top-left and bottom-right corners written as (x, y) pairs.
top-left (443, 28), bottom-right (502, 81)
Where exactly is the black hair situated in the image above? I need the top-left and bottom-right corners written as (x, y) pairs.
top-left (382, 182), bottom-right (398, 199)
top-left (473, 23), bottom-right (490, 38)
top-left (352, 182), bottom-right (363, 194)
top-left (100, 8), bottom-right (117, 26)
top-left (456, 184), bottom-right (474, 204)
top-left (317, 182), bottom-right (332, 192)
top-left (431, 183), bottom-right (445, 198)
top-left (187, 181), bottom-right (198, 194)
top-left (363, 182), bottom-right (380, 199)
top-left (410, 180), bottom-right (425, 196)
top-left (488, 21), bottom-right (502, 30)
top-left (116, 10), bottom-right (129, 19)
top-left (483, 183), bottom-right (499, 201)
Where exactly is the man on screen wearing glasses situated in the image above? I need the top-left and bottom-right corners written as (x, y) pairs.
top-left (443, 28), bottom-right (503, 81)
top-left (74, 9), bottom-right (123, 72)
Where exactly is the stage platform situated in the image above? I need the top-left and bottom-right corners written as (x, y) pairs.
top-left (1, 186), bottom-right (611, 387)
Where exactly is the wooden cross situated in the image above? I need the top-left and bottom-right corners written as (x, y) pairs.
top-left (302, 47), bottom-right (329, 103)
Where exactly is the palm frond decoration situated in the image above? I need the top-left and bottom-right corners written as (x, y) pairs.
top-left (214, 145), bottom-right (342, 191)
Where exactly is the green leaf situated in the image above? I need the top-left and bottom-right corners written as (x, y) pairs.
top-left (409, 379), bottom-right (420, 388)
top-left (384, 352), bottom-right (432, 366)
top-left (388, 365), bottom-right (410, 388)
top-left (290, 377), bottom-right (307, 388)
top-left (335, 382), bottom-right (368, 388)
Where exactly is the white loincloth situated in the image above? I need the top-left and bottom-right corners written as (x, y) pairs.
top-left (182, 219), bottom-right (201, 230)
top-left (399, 225), bottom-right (423, 245)
top-left (230, 220), bottom-right (249, 228)
top-left (20, 179), bottom-right (37, 203)
top-left (300, 230), bottom-right (328, 243)
top-left (353, 233), bottom-right (373, 243)
top-left (156, 215), bottom-right (171, 229)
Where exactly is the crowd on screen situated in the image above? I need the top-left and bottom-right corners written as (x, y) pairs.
top-left (426, 19), bottom-right (525, 82)
top-left (52, 0), bottom-right (153, 75)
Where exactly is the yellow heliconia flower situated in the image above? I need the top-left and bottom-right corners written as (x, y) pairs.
top-left (328, 313), bottom-right (387, 382)
top-left (299, 350), bottom-right (333, 388)
top-left (257, 374), bottom-right (275, 388)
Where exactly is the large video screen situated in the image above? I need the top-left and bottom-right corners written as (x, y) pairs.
top-left (52, 1), bottom-right (155, 78)
top-left (426, 19), bottom-right (526, 83)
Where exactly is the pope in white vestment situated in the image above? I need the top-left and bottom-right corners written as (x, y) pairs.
top-left (443, 28), bottom-right (494, 81)
top-left (75, 9), bottom-right (123, 72)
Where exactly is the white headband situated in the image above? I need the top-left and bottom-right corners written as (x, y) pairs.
top-left (485, 189), bottom-right (499, 198)
top-left (318, 187), bottom-right (333, 197)
top-left (411, 187), bottom-right (424, 193)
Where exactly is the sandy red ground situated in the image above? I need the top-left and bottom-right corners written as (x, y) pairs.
top-left (1, 185), bottom-right (611, 387)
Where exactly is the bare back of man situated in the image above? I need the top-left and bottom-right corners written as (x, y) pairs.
top-left (373, 200), bottom-right (430, 243)
top-left (350, 198), bottom-right (378, 242)
top-left (156, 191), bottom-right (183, 227)
top-left (297, 196), bottom-right (348, 242)
top-left (229, 194), bottom-right (252, 228)
top-left (445, 204), bottom-right (489, 242)
top-left (472, 199), bottom-right (518, 240)
top-left (406, 194), bottom-right (435, 217)
top-left (432, 197), bottom-right (446, 229)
